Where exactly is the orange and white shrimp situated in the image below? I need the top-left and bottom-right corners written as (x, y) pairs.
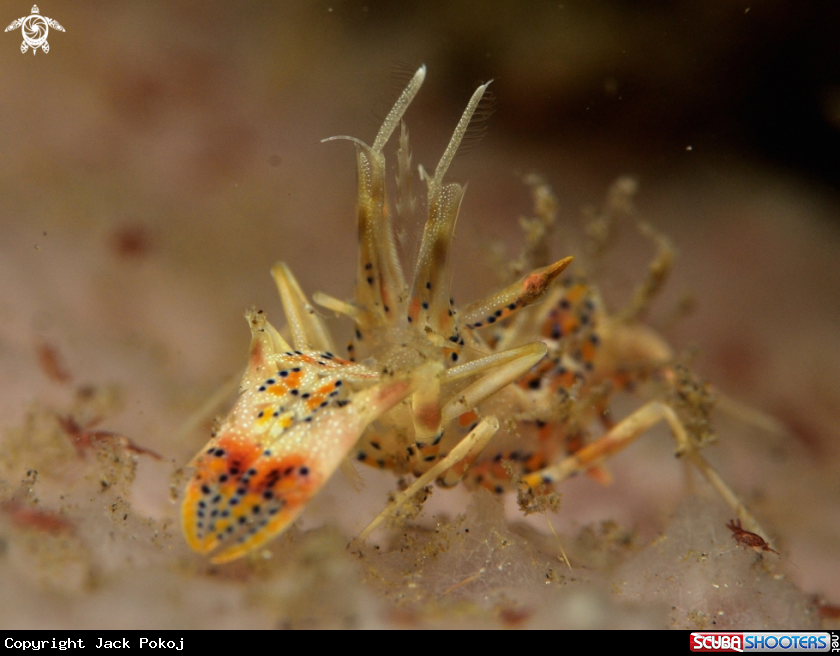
top-left (181, 66), bottom-right (768, 563)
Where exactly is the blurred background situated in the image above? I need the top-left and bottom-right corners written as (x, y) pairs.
top-left (0, 0), bottom-right (838, 628)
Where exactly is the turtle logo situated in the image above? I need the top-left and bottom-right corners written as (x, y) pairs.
top-left (5, 5), bottom-right (64, 55)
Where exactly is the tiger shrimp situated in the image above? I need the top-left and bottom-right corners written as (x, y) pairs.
top-left (180, 66), bottom-right (767, 564)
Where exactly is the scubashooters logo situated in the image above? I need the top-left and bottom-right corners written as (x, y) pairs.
top-left (4, 5), bottom-right (64, 54)
top-left (690, 632), bottom-right (835, 653)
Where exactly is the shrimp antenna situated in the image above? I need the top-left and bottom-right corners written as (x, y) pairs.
top-left (372, 65), bottom-right (426, 153)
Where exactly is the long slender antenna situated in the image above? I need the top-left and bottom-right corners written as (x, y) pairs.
top-left (432, 80), bottom-right (492, 188)
top-left (372, 65), bottom-right (426, 154)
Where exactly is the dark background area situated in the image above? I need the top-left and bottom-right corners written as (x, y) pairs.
top-left (316, 0), bottom-right (840, 193)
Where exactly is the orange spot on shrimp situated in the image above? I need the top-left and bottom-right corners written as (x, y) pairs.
top-left (408, 296), bottom-right (421, 323)
top-left (415, 402), bottom-right (441, 431)
top-left (305, 396), bottom-right (326, 411)
top-left (183, 433), bottom-right (321, 563)
top-left (458, 410), bottom-right (479, 428)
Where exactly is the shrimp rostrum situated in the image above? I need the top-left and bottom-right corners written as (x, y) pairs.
top-left (181, 67), bottom-right (766, 564)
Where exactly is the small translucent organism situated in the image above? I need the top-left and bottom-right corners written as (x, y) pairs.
top-left (727, 519), bottom-right (779, 556)
top-left (181, 66), bottom-right (767, 564)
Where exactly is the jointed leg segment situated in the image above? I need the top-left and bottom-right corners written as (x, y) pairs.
top-left (520, 400), bottom-right (769, 541)
top-left (358, 416), bottom-right (499, 542)
top-left (409, 342), bottom-right (548, 473)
